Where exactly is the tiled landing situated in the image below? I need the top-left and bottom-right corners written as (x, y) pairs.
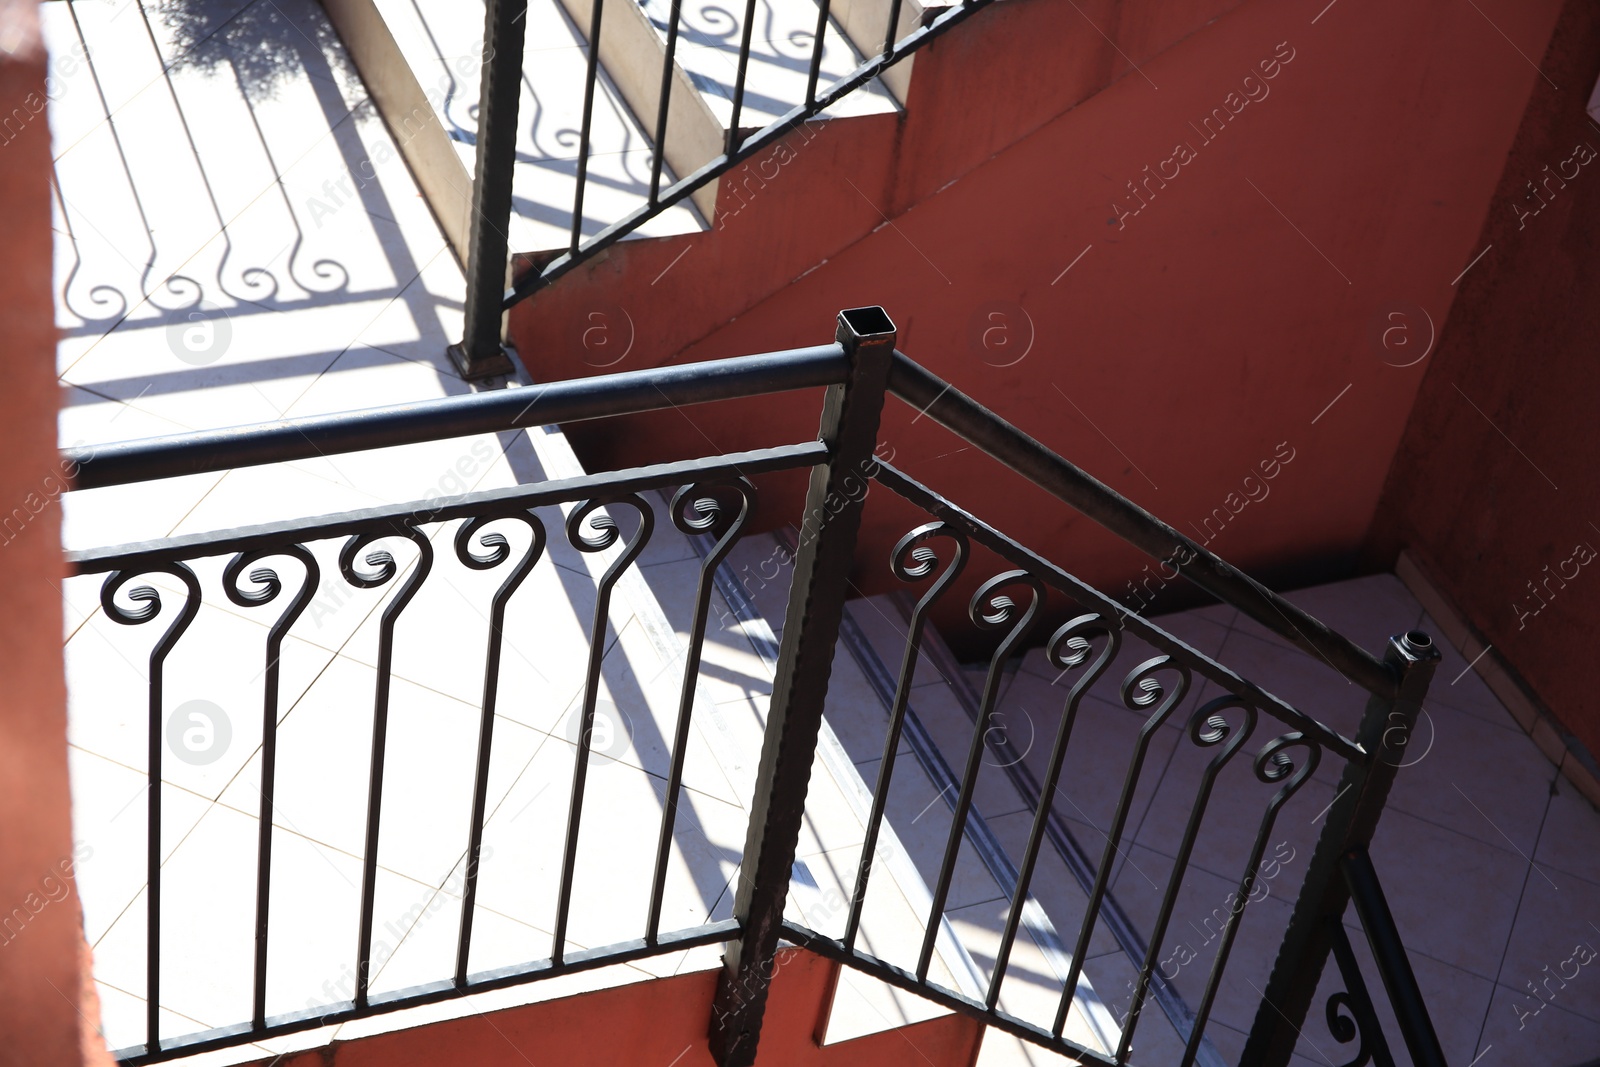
top-left (832, 573), bottom-right (1600, 1067)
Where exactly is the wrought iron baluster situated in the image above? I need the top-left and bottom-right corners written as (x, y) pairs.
top-left (1180, 734), bottom-right (1321, 1067)
top-left (1323, 917), bottom-right (1398, 1067)
top-left (554, 495), bottom-right (654, 962)
top-left (1118, 698), bottom-right (1256, 1062)
top-left (648, 0), bottom-right (686, 204)
top-left (101, 565), bottom-right (201, 1055)
top-left (455, 513), bottom-right (546, 985)
top-left (348, 527), bottom-right (434, 1007)
top-left (881, 0), bottom-right (905, 57)
top-left (222, 547), bottom-right (320, 1029)
top-left (724, 0), bottom-right (761, 157)
top-left (916, 569), bottom-right (1044, 981)
top-left (645, 481), bottom-right (755, 943)
top-left (1242, 631), bottom-right (1438, 1067)
top-left (985, 614), bottom-right (1120, 1009)
top-left (571, 0), bottom-right (607, 254)
top-left (1053, 655), bottom-right (1191, 1037)
top-left (804, 0), bottom-right (834, 109)
top-left (844, 522), bottom-right (967, 952)
top-left (1342, 845), bottom-right (1446, 1067)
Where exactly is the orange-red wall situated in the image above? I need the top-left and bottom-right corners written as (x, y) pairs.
top-left (249, 950), bottom-right (983, 1067)
top-left (516, 0), bottom-right (1565, 650)
top-left (1368, 0), bottom-right (1600, 756)
top-left (0, 3), bottom-right (108, 1064)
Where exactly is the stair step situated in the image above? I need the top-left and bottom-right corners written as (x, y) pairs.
top-left (632, 0), bottom-right (899, 128)
top-left (327, 0), bottom-right (707, 263)
top-left (327, 0), bottom-right (923, 263)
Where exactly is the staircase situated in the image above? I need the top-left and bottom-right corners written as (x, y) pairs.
top-left (327, 0), bottom-right (1256, 383)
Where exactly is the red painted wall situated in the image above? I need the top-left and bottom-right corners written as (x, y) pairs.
top-left (515, 0), bottom-right (1565, 651)
top-left (248, 950), bottom-right (983, 1067)
top-left (0, 3), bottom-right (110, 1063)
top-left (512, 0), bottom-right (1249, 395)
top-left (1368, 0), bottom-right (1600, 755)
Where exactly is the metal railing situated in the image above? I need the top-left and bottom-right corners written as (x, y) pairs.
top-left (448, 0), bottom-right (998, 376)
top-left (65, 307), bottom-right (1446, 1066)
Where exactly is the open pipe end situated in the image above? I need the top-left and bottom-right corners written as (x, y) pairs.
top-left (837, 306), bottom-right (897, 348)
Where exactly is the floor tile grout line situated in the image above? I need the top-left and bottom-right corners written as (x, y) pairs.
top-left (91, 973), bottom-right (215, 1039)
top-left (1381, 795), bottom-right (1561, 866)
top-left (1473, 777), bottom-right (1557, 1057)
top-left (54, 82), bottom-right (375, 380)
top-left (84, 735), bottom-right (727, 997)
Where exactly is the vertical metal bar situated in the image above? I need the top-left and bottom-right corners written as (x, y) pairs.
top-left (354, 532), bottom-right (434, 1007)
top-left (880, 0), bottom-right (905, 57)
top-left (1181, 734), bottom-right (1320, 1067)
top-left (1342, 845), bottom-right (1447, 1067)
top-left (230, 548), bottom-right (320, 1030)
top-left (553, 497), bottom-right (653, 962)
top-left (1052, 657), bottom-right (1191, 1038)
top-left (707, 307), bottom-right (896, 1067)
top-left (1324, 918), bottom-right (1399, 1067)
top-left (646, 483), bottom-right (754, 942)
top-left (985, 616), bottom-right (1119, 1008)
top-left (1117, 699), bottom-right (1255, 1062)
top-left (101, 566), bottom-right (200, 1056)
top-left (148, 582), bottom-right (198, 1053)
top-left (251, 654), bottom-right (279, 1029)
top-left (648, 0), bottom-right (685, 204)
top-left (804, 0), bottom-right (833, 109)
top-left (724, 0), bottom-right (761, 157)
top-left (1240, 631), bottom-right (1438, 1067)
top-left (916, 569), bottom-right (1043, 981)
top-left (570, 0), bottom-right (607, 254)
top-left (446, 0), bottom-right (526, 380)
top-left (843, 523), bottom-right (967, 952)
top-left (456, 517), bottom-right (545, 985)
top-left (147, 647), bottom-right (164, 1052)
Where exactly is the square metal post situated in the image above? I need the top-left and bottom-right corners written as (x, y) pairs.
top-left (446, 0), bottom-right (526, 381)
top-left (1240, 630), bottom-right (1440, 1066)
top-left (707, 307), bottom-right (896, 1066)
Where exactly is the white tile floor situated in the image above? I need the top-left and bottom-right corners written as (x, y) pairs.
top-left (860, 574), bottom-right (1600, 1067)
top-left (44, 3), bottom-right (1047, 1062)
top-left (43, 2), bottom-right (1600, 1065)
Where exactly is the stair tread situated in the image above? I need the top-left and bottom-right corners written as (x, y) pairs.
top-left (378, 0), bottom-right (707, 247)
top-left (635, 0), bottom-right (899, 126)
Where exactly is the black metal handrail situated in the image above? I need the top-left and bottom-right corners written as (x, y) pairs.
top-left (65, 345), bottom-right (1387, 701)
top-left (886, 355), bottom-right (1398, 700)
top-left (1341, 846), bottom-right (1448, 1067)
top-left (66, 346), bottom-right (847, 490)
top-left (63, 308), bottom-right (1439, 1067)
